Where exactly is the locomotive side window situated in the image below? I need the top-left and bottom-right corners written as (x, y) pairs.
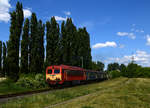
top-left (54, 69), bottom-right (60, 74)
top-left (48, 69), bottom-right (52, 74)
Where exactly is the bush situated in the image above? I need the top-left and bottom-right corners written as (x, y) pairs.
top-left (16, 74), bottom-right (48, 89)
top-left (108, 70), bottom-right (121, 79)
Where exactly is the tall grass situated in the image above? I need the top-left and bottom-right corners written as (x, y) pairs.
top-left (1, 78), bottom-right (128, 108)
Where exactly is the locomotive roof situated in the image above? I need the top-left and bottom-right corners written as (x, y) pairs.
top-left (47, 65), bottom-right (106, 73)
top-left (48, 65), bottom-right (84, 70)
top-left (60, 65), bottom-right (84, 70)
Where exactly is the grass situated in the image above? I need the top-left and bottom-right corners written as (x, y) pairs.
top-left (55, 78), bottom-right (150, 108)
top-left (1, 77), bottom-right (150, 108)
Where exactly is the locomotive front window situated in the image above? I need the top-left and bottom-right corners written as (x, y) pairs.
top-left (47, 69), bottom-right (52, 74)
top-left (54, 69), bottom-right (60, 74)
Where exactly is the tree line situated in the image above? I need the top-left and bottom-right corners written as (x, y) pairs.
top-left (0, 2), bottom-right (92, 81)
top-left (107, 62), bottom-right (150, 78)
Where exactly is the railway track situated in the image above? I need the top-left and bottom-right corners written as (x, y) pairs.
top-left (0, 88), bottom-right (55, 103)
top-left (0, 88), bottom-right (52, 99)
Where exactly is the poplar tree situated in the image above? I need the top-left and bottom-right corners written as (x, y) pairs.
top-left (37, 20), bottom-right (45, 73)
top-left (7, 2), bottom-right (24, 81)
top-left (83, 27), bottom-right (92, 69)
top-left (46, 17), bottom-right (60, 66)
top-left (77, 27), bottom-right (92, 69)
top-left (20, 18), bottom-right (29, 74)
top-left (16, 2), bottom-right (24, 70)
top-left (60, 21), bottom-right (66, 64)
top-left (2, 42), bottom-right (7, 77)
top-left (46, 21), bottom-right (51, 66)
top-left (0, 41), bottom-right (2, 76)
top-left (30, 14), bottom-right (45, 74)
top-left (30, 13), bottom-right (38, 74)
top-left (77, 28), bottom-right (85, 67)
top-left (63, 18), bottom-right (77, 66)
top-left (7, 11), bottom-right (18, 80)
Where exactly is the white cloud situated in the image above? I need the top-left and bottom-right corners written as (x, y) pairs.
top-left (146, 35), bottom-right (150, 46)
top-left (0, 0), bottom-right (11, 22)
top-left (63, 11), bottom-right (71, 16)
top-left (54, 16), bottom-right (67, 21)
top-left (23, 8), bottom-right (32, 18)
top-left (119, 44), bottom-right (125, 48)
top-left (117, 32), bottom-right (128, 36)
top-left (141, 30), bottom-right (144, 33)
top-left (135, 29), bottom-right (139, 32)
top-left (131, 24), bottom-right (144, 33)
top-left (128, 33), bottom-right (136, 39)
top-left (92, 41), bottom-right (117, 49)
top-left (0, 0), bottom-right (32, 22)
top-left (135, 29), bottom-right (144, 33)
top-left (117, 32), bottom-right (136, 39)
top-left (105, 50), bottom-right (150, 67)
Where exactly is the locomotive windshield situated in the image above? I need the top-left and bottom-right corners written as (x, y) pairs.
top-left (54, 69), bottom-right (60, 74)
top-left (47, 69), bottom-right (52, 74)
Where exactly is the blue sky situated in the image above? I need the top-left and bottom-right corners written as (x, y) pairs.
top-left (0, 0), bottom-right (150, 67)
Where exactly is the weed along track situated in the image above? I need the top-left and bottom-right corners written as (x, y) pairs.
top-left (0, 88), bottom-right (52, 103)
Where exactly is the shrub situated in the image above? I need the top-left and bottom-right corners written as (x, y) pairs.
top-left (108, 70), bottom-right (121, 79)
top-left (16, 73), bottom-right (48, 89)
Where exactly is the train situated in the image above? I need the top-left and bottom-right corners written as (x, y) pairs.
top-left (46, 65), bottom-right (107, 86)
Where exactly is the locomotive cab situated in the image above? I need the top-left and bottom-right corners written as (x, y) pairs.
top-left (46, 66), bottom-right (63, 85)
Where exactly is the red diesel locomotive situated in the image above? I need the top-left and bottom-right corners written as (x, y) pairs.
top-left (46, 65), bottom-right (107, 86)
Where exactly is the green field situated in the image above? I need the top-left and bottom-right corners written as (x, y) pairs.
top-left (1, 77), bottom-right (150, 108)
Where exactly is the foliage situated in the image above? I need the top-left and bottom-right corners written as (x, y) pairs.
top-left (126, 63), bottom-right (141, 78)
top-left (16, 74), bottom-right (48, 89)
top-left (77, 28), bottom-right (92, 69)
top-left (107, 62), bottom-right (120, 71)
top-left (0, 78), bottom-right (30, 95)
top-left (7, 2), bottom-right (24, 81)
top-left (108, 70), bottom-right (121, 78)
top-left (107, 62), bottom-right (150, 78)
top-left (0, 41), bottom-right (2, 76)
top-left (46, 17), bottom-right (60, 66)
top-left (20, 18), bottom-right (29, 74)
top-left (38, 20), bottom-right (45, 73)
top-left (60, 18), bottom-right (77, 66)
top-left (119, 64), bottom-right (127, 76)
top-left (91, 61), bottom-right (105, 71)
top-left (30, 13), bottom-right (38, 74)
top-left (29, 14), bottom-right (45, 74)
top-left (134, 67), bottom-right (150, 78)
top-left (2, 42), bottom-right (7, 77)
top-left (97, 61), bottom-right (105, 71)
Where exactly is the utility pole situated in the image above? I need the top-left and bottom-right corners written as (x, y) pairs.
top-left (131, 52), bottom-right (135, 63)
